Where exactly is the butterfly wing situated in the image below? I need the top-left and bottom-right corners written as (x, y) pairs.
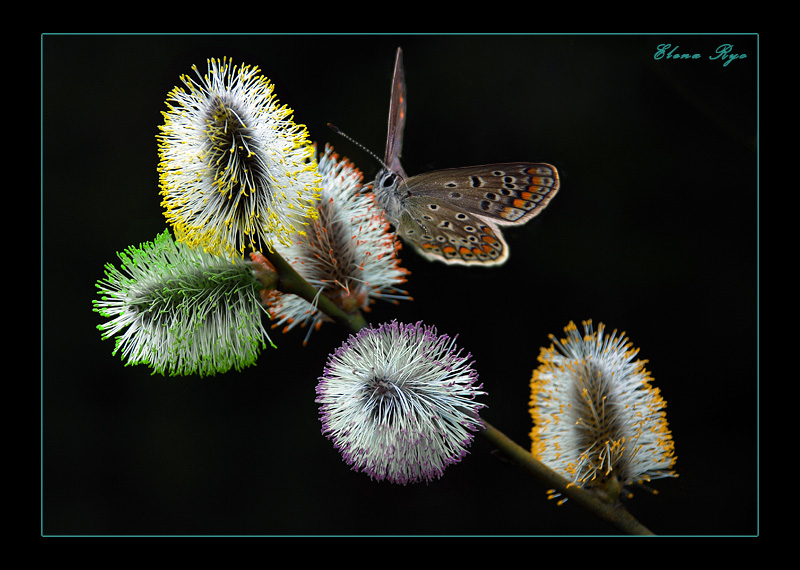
top-left (384, 47), bottom-right (407, 178)
top-left (406, 163), bottom-right (559, 226)
top-left (396, 196), bottom-right (510, 266)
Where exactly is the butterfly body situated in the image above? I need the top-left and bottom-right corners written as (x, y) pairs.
top-left (371, 48), bottom-right (560, 266)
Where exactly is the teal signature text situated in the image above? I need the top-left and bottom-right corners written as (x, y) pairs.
top-left (654, 43), bottom-right (746, 67)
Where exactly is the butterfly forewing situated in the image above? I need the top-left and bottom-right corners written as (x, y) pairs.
top-left (405, 163), bottom-right (559, 226)
top-left (384, 48), bottom-right (407, 177)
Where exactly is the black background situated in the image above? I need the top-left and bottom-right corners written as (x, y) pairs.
top-left (42, 34), bottom-right (758, 536)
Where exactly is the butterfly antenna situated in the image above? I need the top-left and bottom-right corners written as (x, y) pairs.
top-left (327, 123), bottom-right (389, 172)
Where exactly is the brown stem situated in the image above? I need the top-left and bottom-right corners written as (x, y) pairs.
top-left (479, 419), bottom-right (655, 535)
top-left (258, 249), bottom-right (651, 534)
top-left (258, 248), bottom-right (367, 335)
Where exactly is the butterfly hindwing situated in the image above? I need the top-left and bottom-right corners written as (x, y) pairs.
top-left (406, 163), bottom-right (559, 226)
top-left (397, 197), bottom-right (508, 265)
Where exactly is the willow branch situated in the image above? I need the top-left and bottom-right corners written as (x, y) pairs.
top-left (479, 419), bottom-right (654, 535)
top-left (257, 248), bottom-right (367, 335)
top-left (259, 247), bottom-right (651, 534)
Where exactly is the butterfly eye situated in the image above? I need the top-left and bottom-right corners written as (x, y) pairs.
top-left (381, 172), bottom-right (397, 188)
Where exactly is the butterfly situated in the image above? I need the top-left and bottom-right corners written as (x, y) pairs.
top-left (370, 47), bottom-right (560, 266)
